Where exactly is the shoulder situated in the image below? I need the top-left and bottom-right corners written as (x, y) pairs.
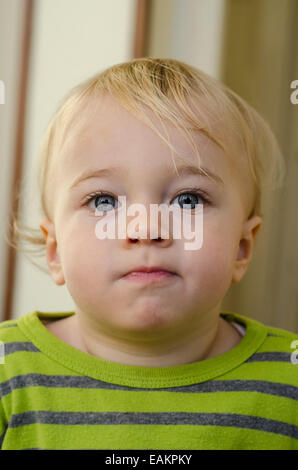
top-left (255, 322), bottom-right (298, 379)
top-left (223, 312), bottom-right (298, 387)
top-left (265, 322), bottom-right (298, 341)
top-left (0, 313), bottom-right (41, 378)
top-left (246, 316), bottom-right (298, 353)
top-left (224, 311), bottom-right (298, 343)
top-left (0, 315), bottom-right (30, 345)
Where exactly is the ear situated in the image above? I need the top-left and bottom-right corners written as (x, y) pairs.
top-left (40, 217), bottom-right (65, 286)
top-left (232, 215), bottom-right (262, 284)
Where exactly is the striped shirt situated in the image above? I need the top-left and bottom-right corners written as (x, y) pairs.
top-left (0, 311), bottom-right (298, 450)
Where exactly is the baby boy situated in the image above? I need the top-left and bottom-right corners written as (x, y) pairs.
top-left (1, 58), bottom-right (297, 450)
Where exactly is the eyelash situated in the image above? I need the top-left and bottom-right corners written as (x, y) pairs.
top-left (83, 188), bottom-right (211, 210)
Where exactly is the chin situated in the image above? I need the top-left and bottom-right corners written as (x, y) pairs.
top-left (120, 307), bottom-right (178, 335)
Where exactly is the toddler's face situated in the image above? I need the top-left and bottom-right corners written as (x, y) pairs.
top-left (40, 95), bottom-right (261, 337)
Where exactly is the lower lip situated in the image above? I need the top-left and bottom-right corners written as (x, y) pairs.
top-left (123, 271), bottom-right (176, 282)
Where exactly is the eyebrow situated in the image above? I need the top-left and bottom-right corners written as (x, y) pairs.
top-left (69, 164), bottom-right (224, 189)
top-left (174, 164), bottom-right (224, 185)
top-left (70, 167), bottom-right (125, 189)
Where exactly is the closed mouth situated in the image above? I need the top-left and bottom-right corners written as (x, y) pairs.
top-left (124, 266), bottom-right (176, 276)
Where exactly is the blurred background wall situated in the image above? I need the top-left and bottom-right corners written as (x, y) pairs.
top-left (0, 0), bottom-right (29, 320)
top-left (1, 0), bottom-right (297, 331)
top-left (219, 0), bottom-right (298, 332)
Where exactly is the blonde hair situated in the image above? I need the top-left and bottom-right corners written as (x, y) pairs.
top-left (8, 57), bottom-right (285, 271)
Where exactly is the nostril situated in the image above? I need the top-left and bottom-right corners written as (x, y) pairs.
top-left (128, 236), bottom-right (164, 243)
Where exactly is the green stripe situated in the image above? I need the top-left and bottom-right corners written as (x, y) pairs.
top-left (3, 388), bottom-right (293, 425)
top-left (4, 424), bottom-right (296, 450)
top-left (221, 362), bottom-right (298, 387)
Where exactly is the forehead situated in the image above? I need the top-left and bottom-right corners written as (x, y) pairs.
top-left (56, 94), bottom-right (231, 178)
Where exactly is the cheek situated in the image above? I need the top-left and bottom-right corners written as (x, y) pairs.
top-left (182, 225), bottom-right (238, 296)
top-left (57, 216), bottom-right (110, 297)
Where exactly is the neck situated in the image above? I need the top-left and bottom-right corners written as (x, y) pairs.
top-left (68, 310), bottom-right (242, 367)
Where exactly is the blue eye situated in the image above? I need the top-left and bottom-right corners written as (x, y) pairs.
top-left (171, 191), bottom-right (206, 209)
top-left (85, 193), bottom-right (118, 212)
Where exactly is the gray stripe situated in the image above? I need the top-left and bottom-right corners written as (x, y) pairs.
top-left (0, 428), bottom-right (7, 448)
top-left (2, 342), bottom-right (40, 356)
top-left (0, 323), bottom-right (18, 329)
top-left (246, 352), bottom-right (291, 363)
top-left (1, 374), bottom-right (297, 400)
top-left (186, 380), bottom-right (298, 400)
top-left (8, 411), bottom-right (298, 439)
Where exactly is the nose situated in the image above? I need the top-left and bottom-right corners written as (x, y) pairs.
top-left (122, 203), bottom-right (173, 248)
